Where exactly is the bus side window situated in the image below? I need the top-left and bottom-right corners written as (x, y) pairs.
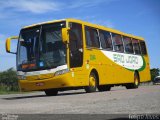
top-left (112, 33), bottom-right (124, 52)
top-left (99, 30), bottom-right (113, 50)
top-left (123, 36), bottom-right (133, 54)
top-left (85, 26), bottom-right (100, 48)
top-left (132, 39), bottom-right (141, 55)
top-left (140, 41), bottom-right (147, 55)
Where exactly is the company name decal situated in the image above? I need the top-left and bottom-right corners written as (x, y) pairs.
top-left (113, 54), bottom-right (138, 64)
top-left (101, 50), bottom-right (144, 70)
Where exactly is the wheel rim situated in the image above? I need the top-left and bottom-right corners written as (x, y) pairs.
top-left (89, 76), bottom-right (96, 87)
top-left (135, 76), bottom-right (139, 86)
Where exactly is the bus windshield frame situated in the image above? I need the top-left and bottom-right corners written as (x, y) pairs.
top-left (17, 22), bottom-right (66, 72)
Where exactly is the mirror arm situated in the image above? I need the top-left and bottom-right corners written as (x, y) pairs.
top-left (10, 52), bottom-right (17, 54)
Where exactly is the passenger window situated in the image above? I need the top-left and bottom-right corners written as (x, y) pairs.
top-left (140, 41), bottom-right (147, 55)
top-left (85, 26), bottom-right (100, 48)
top-left (132, 39), bottom-right (141, 55)
top-left (112, 33), bottom-right (124, 52)
top-left (123, 36), bottom-right (133, 54)
top-left (99, 30), bottom-right (113, 50)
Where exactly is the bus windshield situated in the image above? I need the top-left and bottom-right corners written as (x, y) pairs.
top-left (17, 22), bottom-right (66, 71)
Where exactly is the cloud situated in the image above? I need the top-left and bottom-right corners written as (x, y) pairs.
top-left (0, 34), bottom-right (7, 41)
top-left (90, 19), bottom-right (114, 28)
top-left (73, 16), bottom-right (114, 28)
top-left (0, 0), bottom-right (116, 28)
top-left (0, 0), bottom-right (115, 15)
top-left (100, 20), bottom-right (114, 28)
top-left (0, 34), bottom-right (8, 55)
top-left (0, 0), bottom-right (115, 29)
top-left (0, 0), bottom-right (60, 14)
top-left (69, 0), bottom-right (114, 9)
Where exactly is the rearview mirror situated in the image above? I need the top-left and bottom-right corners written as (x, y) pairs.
top-left (6, 36), bottom-right (18, 54)
top-left (61, 28), bottom-right (70, 43)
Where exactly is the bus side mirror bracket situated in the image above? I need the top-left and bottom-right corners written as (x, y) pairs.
top-left (61, 28), bottom-right (70, 43)
top-left (6, 36), bottom-right (18, 54)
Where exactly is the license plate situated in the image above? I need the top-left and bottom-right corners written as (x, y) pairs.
top-left (36, 82), bottom-right (44, 86)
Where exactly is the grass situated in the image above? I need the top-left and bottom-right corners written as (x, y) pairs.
top-left (0, 85), bottom-right (36, 95)
top-left (0, 85), bottom-right (20, 95)
top-left (0, 90), bottom-right (21, 95)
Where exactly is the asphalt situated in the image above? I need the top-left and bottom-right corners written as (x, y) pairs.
top-left (0, 85), bottom-right (159, 119)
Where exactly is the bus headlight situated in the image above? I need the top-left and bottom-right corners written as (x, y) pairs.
top-left (54, 69), bottom-right (69, 76)
top-left (17, 75), bottom-right (26, 80)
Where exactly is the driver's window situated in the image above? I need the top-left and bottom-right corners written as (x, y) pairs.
top-left (69, 23), bottom-right (83, 68)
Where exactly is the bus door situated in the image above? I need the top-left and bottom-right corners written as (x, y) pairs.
top-left (69, 22), bottom-right (85, 86)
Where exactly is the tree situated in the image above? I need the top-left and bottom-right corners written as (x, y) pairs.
top-left (150, 68), bottom-right (160, 81)
top-left (0, 68), bottom-right (19, 91)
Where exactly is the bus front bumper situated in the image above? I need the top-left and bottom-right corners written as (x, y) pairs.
top-left (19, 73), bottom-right (74, 92)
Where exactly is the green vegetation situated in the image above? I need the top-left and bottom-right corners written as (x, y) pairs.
top-left (0, 68), bottom-right (19, 94)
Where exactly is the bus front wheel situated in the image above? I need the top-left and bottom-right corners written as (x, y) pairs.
top-left (85, 72), bottom-right (98, 93)
top-left (44, 89), bottom-right (58, 96)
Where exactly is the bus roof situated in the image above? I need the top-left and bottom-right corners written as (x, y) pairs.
top-left (23, 18), bottom-right (144, 40)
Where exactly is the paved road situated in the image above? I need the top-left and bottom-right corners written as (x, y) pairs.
top-left (0, 85), bottom-right (159, 114)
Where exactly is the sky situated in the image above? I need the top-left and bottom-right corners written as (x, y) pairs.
top-left (0, 0), bottom-right (160, 71)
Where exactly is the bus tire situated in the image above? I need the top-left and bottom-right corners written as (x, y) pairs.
top-left (85, 72), bottom-right (98, 93)
top-left (98, 85), bottom-right (111, 92)
top-left (44, 89), bottom-right (58, 96)
top-left (126, 72), bottom-right (139, 89)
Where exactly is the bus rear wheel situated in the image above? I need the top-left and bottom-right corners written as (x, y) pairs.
top-left (98, 85), bottom-right (111, 92)
top-left (126, 72), bottom-right (139, 89)
top-left (85, 72), bottom-right (98, 93)
top-left (44, 89), bottom-right (58, 96)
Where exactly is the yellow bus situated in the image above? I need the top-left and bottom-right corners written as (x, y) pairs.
top-left (6, 19), bottom-right (151, 96)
